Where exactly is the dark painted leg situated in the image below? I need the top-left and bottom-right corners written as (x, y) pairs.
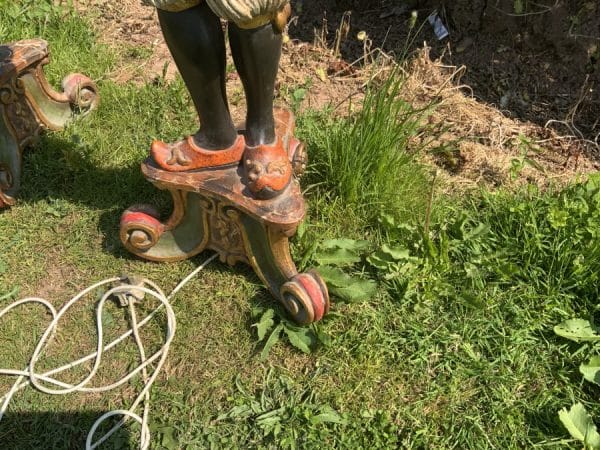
top-left (157, 4), bottom-right (237, 149)
top-left (229, 22), bottom-right (282, 146)
top-left (230, 22), bottom-right (291, 199)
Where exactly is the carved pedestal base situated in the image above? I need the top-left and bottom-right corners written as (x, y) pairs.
top-left (0, 39), bottom-right (99, 207)
top-left (120, 135), bottom-right (330, 324)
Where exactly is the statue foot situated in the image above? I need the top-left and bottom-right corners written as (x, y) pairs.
top-left (151, 135), bottom-right (245, 171)
top-left (243, 138), bottom-right (293, 200)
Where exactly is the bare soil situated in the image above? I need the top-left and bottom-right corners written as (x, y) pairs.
top-left (405, 47), bottom-right (598, 191)
top-left (68, 0), bottom-right (600, 190)
top-left (294, 0), bottom-right (600, 142)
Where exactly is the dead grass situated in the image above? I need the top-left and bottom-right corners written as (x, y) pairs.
top-left (403, 46), bottom-right (599, 192)
top-left (68, 0), bottom-right (599, 197)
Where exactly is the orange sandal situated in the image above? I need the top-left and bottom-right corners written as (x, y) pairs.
top-left (243, 138), bottom-right (293, 200)
top-left (151, 135), bottom-right (245, 172)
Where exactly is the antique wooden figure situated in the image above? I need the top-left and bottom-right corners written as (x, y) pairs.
top-left (147, 0), bottom-right (293, 199)
top-left (121, 0), bottom-right (330, 323)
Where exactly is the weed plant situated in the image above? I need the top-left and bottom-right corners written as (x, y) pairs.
top-left (300, 73), bottom-right (435, 225)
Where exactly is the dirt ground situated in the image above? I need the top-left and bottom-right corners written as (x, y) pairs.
top-left (67, 0), bottom-right (599, 190)
top-left (295, 0), bottom-right (600, 141)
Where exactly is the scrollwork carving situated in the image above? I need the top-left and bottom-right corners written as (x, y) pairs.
top-left (206, 198), bottom-right (248, 266)
top-left (1, 77), bottom-right (41, 147)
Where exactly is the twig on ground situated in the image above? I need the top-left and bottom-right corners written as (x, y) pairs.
top-left (490, 0), bottom-right (559, 17)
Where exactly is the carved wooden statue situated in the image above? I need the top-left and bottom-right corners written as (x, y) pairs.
top-left (120, 0), bottom-right (330, 324)
top-left (0, 39), bottom-right (99, 208)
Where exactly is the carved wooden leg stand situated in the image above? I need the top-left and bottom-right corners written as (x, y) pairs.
top-left (0, 39), bottom-right (99, 207)
top-left (120, 126), bottom-right (330, 324)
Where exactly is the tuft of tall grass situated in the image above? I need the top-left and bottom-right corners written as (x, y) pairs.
top-left (301, 72), bottom-right (436, 224)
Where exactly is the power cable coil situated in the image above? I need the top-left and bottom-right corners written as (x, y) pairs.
top-left (0, 253), bottom-right (218, 450)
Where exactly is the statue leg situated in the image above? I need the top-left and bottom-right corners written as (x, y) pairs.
top-left (229, 23), bottom-right (281, 146)
top-left (229, 23), bottom-right (292, 199)
top-left (152, 3), bottom-right (245, 171)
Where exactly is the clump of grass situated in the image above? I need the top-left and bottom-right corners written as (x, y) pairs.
top-left (301, 72), bottom-right (435, 224)
top-left (368, 174), bottom-right (600, 310)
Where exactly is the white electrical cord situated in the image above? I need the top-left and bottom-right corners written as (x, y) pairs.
top-left (0, 253), bottom-right (218, 450)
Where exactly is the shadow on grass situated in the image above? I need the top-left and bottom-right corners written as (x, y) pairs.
top-left (16, 134), bottom-right (173, 260)
top-left (523, 408), bottom-right (568, 445)
top-left (18, 136), bottom-right (147, 209)
top-left (1, 411), bottom-right (134, 449)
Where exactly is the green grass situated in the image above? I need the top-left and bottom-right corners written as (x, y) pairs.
top-left (1, 2), bottom-right (599, 449)
top-left (0, 0), bottom-right (116, 83)
top-left (299, 74), bottom-right (435, 225)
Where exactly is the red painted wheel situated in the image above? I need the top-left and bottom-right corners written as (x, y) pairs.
top-left (307, 269), bottom-right (330, 315)
top-left (61, 73), bottom-right (99, 113)
top-left (120, 205), bottom-right (163, 252)
top-left (280, 271), bottom-right (329, 325)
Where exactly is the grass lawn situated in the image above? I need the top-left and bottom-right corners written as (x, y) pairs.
top-left (1, 2), bottom-right (599, 449)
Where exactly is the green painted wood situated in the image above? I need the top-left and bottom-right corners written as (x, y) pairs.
top-left (0, 113), bottom-right (20, 204)
top-left (239, 214), bottom-right (288, 299)
top-left (20, 73), bottom-right (73, 130)
top-left (140, 192), bottom-right (209, 261)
